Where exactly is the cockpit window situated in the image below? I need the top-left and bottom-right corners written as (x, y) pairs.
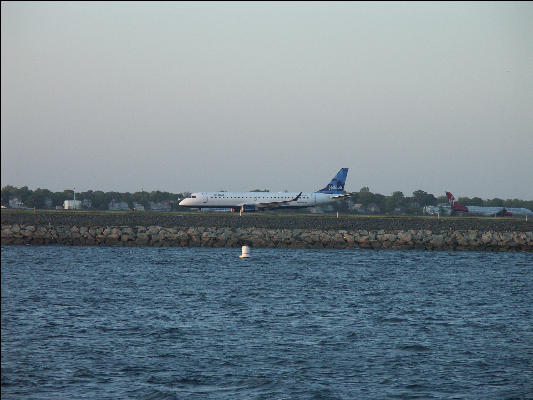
top-left (191, 195), bottom-right (196, 198)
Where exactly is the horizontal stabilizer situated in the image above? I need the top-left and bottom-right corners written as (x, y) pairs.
top-left (330, 193), bottom-right (352, 199)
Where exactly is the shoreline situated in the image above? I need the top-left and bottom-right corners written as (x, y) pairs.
top-left (2, 211), bottom-right (531, 251)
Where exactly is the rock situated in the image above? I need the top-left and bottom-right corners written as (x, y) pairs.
top-left (0, 222), bottom-right (531, 251)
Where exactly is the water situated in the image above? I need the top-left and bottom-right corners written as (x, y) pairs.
top-left (2, 246), bottom-right (532, 399)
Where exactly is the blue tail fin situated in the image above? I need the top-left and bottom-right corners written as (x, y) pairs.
top-left (316, 168), bottom-right (349, 194)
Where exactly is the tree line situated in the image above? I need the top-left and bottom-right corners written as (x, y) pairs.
top-left (0, 186), bottom-right (190, 211)
top-left (1, 185), bottom-right (532, 214)
top-left (334, 187), bottom-right (533, 215)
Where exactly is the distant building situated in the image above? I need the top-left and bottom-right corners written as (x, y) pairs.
top-left (392, 207), bottom-right (405, 215)
top-left (109, 200), bottom-right (130, 211)
top-left (44, 198), bottom-right (53, 209)
top-left (8, 197), bottom-right (24, 209)
top-left (149, 201), bottom-right (171, 212)
top-left (81, 199), bottom-right (92, 209)
top-left (367, 203), bottom-right (381, 214)
top-left (64, 200), bottom-right (82, 210)
top-left (133, 202), bottom-right (145, 212)
top-left (350, 203), bottom-right (364, 213)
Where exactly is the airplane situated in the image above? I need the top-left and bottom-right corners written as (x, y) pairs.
top-left (179, 168), bottom-right (350, 212)
top-left (445, 192), bottom-right (533, 217)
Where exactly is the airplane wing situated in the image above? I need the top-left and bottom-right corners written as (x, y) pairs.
top-left (256, 192), bottom-right (302, 210)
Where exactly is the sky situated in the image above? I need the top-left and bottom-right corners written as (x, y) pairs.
top-left (2, 1), bottom-right (532, 199)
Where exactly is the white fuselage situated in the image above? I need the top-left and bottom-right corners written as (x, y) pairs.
top-left (464, 206), bottom-right (508, 216)
top-left (179, 191), bottom-right (337, 209)
top-left (505, 207), bottom-right (533, 216)
top-left (465, 206), bottom-right (532, 216)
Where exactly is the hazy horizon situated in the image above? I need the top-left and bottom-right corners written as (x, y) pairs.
top-left (2, 2), bottom-right (532, 199)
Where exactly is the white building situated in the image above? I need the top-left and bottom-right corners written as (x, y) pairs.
top-left (9, 197), bottom-right (24, 209)
top-left (64, 200), bottom-right (82, 210)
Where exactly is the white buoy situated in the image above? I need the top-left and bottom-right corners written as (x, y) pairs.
top-left (239, 245), bottom-right (251, 258)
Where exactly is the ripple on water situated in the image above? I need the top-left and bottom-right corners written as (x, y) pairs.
top-left (2, 246), bottom-right (533, 399)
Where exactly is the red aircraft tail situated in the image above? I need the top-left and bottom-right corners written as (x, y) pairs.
top-left (446, 192), bottom-right (468, 212)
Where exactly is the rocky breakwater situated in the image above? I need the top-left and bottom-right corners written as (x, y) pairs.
top-left (2, 224), bottom-right (532, 251)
